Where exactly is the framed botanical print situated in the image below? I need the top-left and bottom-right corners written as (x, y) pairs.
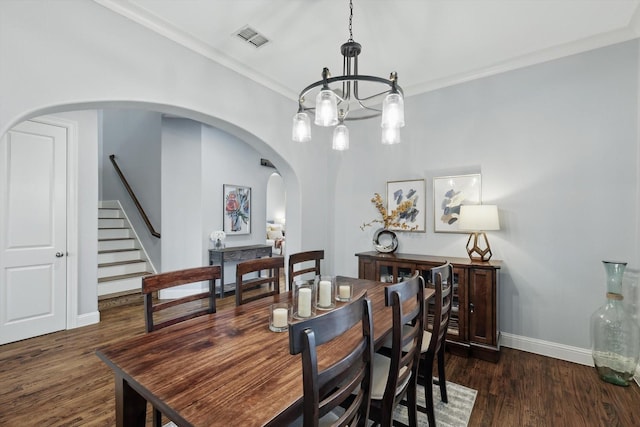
top-left (433, 174), bottom-right (481, 233)
top-left (223, 184), bottom-right (251, 235)
top-left (386, 179), bottom-right (426, 232)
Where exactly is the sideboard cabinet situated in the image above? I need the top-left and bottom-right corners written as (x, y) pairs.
top-left (356, 251), bottom-right (502, 362)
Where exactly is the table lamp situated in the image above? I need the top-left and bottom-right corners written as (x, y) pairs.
top-left (458, 205), bottom-right (500, 262)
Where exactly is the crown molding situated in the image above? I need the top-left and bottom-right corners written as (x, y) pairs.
top-left (404, 26), bottom-right (640, 97)
top-left (93, 0), bottom-right (299, 100)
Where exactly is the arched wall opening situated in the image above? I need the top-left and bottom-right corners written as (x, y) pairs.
top-left (1, 100), bottom-right (302, 326)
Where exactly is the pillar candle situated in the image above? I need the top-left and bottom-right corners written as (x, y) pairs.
top-left (298, 287), bottom-right (312, 317)
top-left (319, 280), bottom-right (332, 307)
top-left (272, 308), bottom-right (288, 328)
top-left (339, 284), bottom-right (351, 300)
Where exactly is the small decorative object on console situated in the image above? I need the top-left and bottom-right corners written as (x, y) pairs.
top-left (372, 228), bottom-right (398, 253)
top-left (210, 230), bottom-right (226, 249)
top-left (361, 192), bottom-right (416, 253)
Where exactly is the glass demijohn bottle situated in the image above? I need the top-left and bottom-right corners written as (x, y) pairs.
top-left (590, 261), bottom-right (640, 386)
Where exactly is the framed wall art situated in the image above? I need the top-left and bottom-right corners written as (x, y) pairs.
top-left (433, 174), bottom-right (481, 233)
top-left (386, 179), bottom-right (426, 232)
top-left (223, 184), bottom-right (251, 235)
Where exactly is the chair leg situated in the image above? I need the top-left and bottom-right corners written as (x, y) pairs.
top-left (153, 407), bottom-right (162, 427)
top-left (436, 347), bottom-right (448, 404)
top-left (424, 357), bottom-right (436, 427)
top-left (407, 377), bottom-right (419, 427)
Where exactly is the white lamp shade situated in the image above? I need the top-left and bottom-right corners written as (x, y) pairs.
top-left (292, 112), bottom-right (311, 142)
top-left (314, 89), bottom-right (339, 126)
top-left (381, 92), bottom-right (405, 128)
top-left (381, 125), bottom-right (401, 145)
top-left (458, 205), bottom-right (500, 231)
top-left (332, 124), bottom-right (349, 151)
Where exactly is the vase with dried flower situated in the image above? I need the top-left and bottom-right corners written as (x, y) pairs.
top-left (361, 193), bottom-right (417, 253)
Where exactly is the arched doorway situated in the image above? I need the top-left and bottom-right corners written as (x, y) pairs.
top-left (266, 172), bottom-right (286, 255)
top-left (1, 102), bottom-right (300, 341)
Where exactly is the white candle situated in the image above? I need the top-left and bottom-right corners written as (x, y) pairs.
top-left (339, 284), bottom-right (351, 300)
top-left (319, 280), bottom-right (332, 307)
top-left (298, 287), bottom-right (312, 317)
top-left (272, 308), bottom-right (288, 328)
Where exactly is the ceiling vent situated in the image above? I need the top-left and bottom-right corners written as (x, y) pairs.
top-left (235, 26), bottom-right (269, 48)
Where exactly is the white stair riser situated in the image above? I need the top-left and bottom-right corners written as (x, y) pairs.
top-left (98, 277), bottom-right (143, 296)
top-left (99, 228), bottom-right (132, 239)
top-left (98, 250), bottom-right (142, 264)
top-left (98, 218), bottom-right (126, 228)
top-left (98, 239), bottom-right (137, 251)
top-left (98, 261), bottom-right (148, 278)
top-left (98, 208), bottom-right (123, 219)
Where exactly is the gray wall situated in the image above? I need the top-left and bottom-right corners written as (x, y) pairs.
top-left (101, 109), bottom-right (162, 269)
top-left (333, 40), bottom-right (639, 352)
top-left (50, 110), bottom-right (99, 317)
top-left (162, 119), bottom-right (274, 284)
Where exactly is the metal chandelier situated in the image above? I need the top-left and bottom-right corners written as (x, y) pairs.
top-left (292, 0), bottom-right (405, 151)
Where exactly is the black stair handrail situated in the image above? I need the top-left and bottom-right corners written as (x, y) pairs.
top-left (109, 154), bottom-right (161, 238)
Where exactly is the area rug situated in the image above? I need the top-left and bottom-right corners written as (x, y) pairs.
top-left (393, 381), bottom-right (477, 427)
top-left (164, 381), bottom-right (476, 427)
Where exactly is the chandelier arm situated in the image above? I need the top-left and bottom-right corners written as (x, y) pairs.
top-left (298, 75), bottom-right (402, 105)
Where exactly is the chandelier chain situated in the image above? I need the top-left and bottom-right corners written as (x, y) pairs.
top-left (348, 0), bottom-right (354, 42)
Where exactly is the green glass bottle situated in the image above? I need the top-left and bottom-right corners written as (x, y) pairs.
top-left (590, 261), bottom-right (640, 386)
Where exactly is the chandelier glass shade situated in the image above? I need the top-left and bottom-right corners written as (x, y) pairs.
top-left (332, 123), bottom-right (350, 151)
top-left (292, 112), bottom-right (311, 142)
top-left (292, 0), bottom-right (405, 150)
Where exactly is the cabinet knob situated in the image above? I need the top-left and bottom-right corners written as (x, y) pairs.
top-left (469, 302), bottom-right (475, 313)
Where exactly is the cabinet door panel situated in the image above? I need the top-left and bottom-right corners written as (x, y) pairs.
top-left (359, 257), bottom-right (376, 280)
top-left (419, 264), bottom-right (467, 343)
top-left (377, 261), bottom-right (416, 283)
top-left (452, 267), bottom-right (467, 342)
top-left (469, 268), bottom-right (496, 345)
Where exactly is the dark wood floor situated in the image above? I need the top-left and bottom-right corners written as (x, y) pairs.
top-left (1, 293), bottom-right (640, 426)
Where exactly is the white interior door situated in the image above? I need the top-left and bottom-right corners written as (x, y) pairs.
top-left (0, 120), bottom-right (67, 344)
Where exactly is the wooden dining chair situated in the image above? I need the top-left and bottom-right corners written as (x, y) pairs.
top-left (289, 293), bottom-right (374, 427)
top-left (369, 272), bottom-right (424, 427)
top-left (288, 250), bottom-right (324, 291)
top-left (142, 265), bottom-right (220, 332)
top-left (235, 256), bottom-right (284, 306)
top-left (141, 265), bottom-right (220, 427)
top-left (420, 261), bottom-right (453, 426)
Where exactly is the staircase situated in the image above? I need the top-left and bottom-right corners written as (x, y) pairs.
top-left (98, 201), bottom-right (154, 300)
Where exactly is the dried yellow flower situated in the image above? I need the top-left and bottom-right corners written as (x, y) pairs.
top-left (360, 193), bottom-right (418, 231)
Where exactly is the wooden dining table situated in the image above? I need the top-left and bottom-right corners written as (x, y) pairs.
top-left (96, 276), bottom-right (435, 427)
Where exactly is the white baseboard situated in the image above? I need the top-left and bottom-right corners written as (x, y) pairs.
top-left (501, 332), bottom-right (593, 366)
top-left (73, 311), bottom-right (101, 328)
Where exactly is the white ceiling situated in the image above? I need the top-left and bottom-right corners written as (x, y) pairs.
top-left (96, 0), bottom-right (640, 100)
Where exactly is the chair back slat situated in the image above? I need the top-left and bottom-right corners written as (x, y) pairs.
top-left (235, 256), bottom-right (283, 306)
top-left (429, 262), bottom-right (453, 355)
top-left (142, 265), bottom-right (220, 333)
top-left (289, 294), bottom-right (373, 427)
top-left (288, 250), bottom-right (324, 291)
top-left (378, 271), bottom-right (425, 422)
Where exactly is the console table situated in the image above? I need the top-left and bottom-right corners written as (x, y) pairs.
top-left (356, 251), bottom-right (502, 362)
top-left (209, 244), bottom-right (272, 298)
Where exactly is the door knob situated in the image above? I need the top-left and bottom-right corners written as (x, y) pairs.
top-left (55, 251), bottom-right (64, 258)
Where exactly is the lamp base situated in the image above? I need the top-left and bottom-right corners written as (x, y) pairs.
top-left (466, 232), bottom-right (493, 262)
